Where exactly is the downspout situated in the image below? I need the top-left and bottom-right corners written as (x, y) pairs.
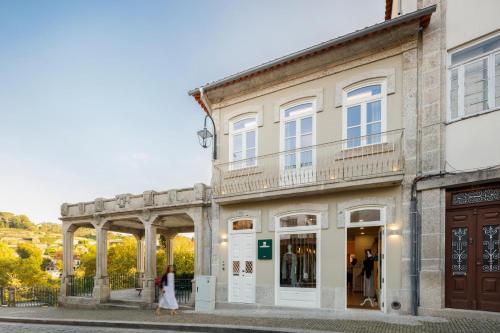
top-left (410, 178), bottom-right (420, 316)
top-left (410, 25), bottom-right (424, 316)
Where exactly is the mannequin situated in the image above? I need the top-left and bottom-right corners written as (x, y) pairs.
top-left (360, 249), bottom-right (377, 307)
top-left (281, 244), bottom-right (297, 286)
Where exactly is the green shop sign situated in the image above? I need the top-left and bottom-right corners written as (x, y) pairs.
top-left (258, 239), bottom-right (272, 260)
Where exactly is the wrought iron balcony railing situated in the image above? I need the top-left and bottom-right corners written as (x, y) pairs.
top-left (213, 129), bottom-right (404, 197)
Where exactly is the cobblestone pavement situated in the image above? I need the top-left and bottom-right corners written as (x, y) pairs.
top-left (0, 322), bottom-right (200, 333)
top-left (1, 307), bottom-right (499, 332)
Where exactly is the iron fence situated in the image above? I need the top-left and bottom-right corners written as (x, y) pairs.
top-left (0, 286), bottom-right (59, 307)
top-left (154, 278), bottom-right (192, 304)
top-left (67, 276), bottom-right (94, 297)
top-left (213, 129), bottom-right (404, 197)
top-left (109, 273), bottom-right (137, 290)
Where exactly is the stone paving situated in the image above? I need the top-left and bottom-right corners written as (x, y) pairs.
top-left (0, 322), bottom-right (199, 333)
top-left (1, 307), bottom-right (500, 332)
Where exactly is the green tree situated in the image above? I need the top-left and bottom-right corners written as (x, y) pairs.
top-left (0, 242), bottom-right (17, 286)
top-left (107, 237), bottom-right (137, 275)
top-left (14, 243), bottom-right (50, 286)
top-left (77, 245), bottom-right (96, 276)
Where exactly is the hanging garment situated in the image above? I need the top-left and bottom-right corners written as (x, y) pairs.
top-left (158, 272), bottom-right (179, 310)
top-left (362, 257), bottom-right (375, 298)
top-left (281, 252), bottom-right (297, 286)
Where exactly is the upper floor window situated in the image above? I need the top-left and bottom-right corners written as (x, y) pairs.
top-left (343, 83), bottom-right (386, 148)
top-left (230, 116), bottom-right (257, 169)
top-left (449, 34), bottom-right (500, 121)
top-left (282, 102), bottom-right (315, 170)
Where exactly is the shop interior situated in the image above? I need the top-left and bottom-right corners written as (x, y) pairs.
top-left (346, 226), bottom-right (382, 310)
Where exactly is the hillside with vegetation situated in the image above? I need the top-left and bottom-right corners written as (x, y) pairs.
top-left (0, 211), bottom-right (194, 288)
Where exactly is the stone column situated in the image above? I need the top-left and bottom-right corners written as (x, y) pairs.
top-left (60, 223), bottom-right (75, 298)
top-left (134, 234), bottom-right (145, 288)
top-left (142, 222), bottom-right (157, 304)
top-left (188, 207), bottom-right (209, 306)
top-left (165, 232), bottom-right (176, 268)
top-left (93, 225), bottom-right (110, 302)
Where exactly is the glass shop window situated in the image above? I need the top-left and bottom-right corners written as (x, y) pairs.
top-left (279, 232), bottom-right (317, 288)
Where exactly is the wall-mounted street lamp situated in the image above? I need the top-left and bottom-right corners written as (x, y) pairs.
top-left (197, 114), bottom-right (217, 160)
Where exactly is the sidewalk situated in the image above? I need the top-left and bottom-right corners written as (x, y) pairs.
top-left (1, 306), bottom-right (500, 333)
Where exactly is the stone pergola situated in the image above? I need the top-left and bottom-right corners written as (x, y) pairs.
top-left (59, 183), bottom-right (211, 307)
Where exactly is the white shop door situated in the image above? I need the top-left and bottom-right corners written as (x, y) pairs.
top-left (229, 232), bottom-right (256, 303)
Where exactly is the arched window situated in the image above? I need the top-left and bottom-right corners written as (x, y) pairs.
top-left (343, 82), bottom-right (386, 148)
top-left (281, 102), bottom-right (315, 170)
top-left (346, 206), bottom-right (385, 226)
top-left (229, 116), bottom-right (257, 169)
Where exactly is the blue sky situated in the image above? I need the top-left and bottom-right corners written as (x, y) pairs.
top-left (0, 0), bottom-right (383, 223)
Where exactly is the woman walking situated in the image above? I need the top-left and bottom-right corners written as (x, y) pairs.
top-left (156, 265), bottom-right (179, 316)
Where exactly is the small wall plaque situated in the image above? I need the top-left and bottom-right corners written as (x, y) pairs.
top-left (258, 239), bottom-right (272, 260)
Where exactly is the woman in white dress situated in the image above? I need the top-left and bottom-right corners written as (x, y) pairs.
top-left (155, 265), bottom-right (179, 315)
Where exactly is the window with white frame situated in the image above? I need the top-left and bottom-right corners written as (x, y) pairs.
top-left (277, 213), bottom-right (319, 289)
top-left (345, 206), bottom-right (385, 226)
top-left (343, 83), bottom-right (386, 148)
top-left (229, 116), bottom-right (257, 169)
top-left (282, 102), bottom-right (314, 170)
top-left (449, 34), bottom-right (500, 121)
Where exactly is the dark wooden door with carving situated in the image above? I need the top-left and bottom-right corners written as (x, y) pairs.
top-left (445, 209), bottom-right (475, 309)
top-left (445, 185), bottom-right (500, 312)
top-left (475, 207), bottom-right (500, 312)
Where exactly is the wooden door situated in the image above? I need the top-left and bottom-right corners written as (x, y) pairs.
top-left (475, 207), bottom-right (500, 312)
top-left (229, 232), bottom-right (256, 303)
top-left (445, 209), bottom-right (475, 309)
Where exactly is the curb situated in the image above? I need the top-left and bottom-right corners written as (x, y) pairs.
top-left (0, 317), bottom-right (332, 333)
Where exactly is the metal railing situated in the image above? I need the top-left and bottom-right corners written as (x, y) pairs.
top-left (67, 276), bottom-right (94, 297)
top-left (154, 278), bottom-right (192, 304)
top-left (213, 129), bottom-right (404, 197)
top-left (1, 286), bottom-right (59, 307)
top-left (109, 273), bottom-right (139, 290)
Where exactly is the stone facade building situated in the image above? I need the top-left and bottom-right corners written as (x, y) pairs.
top-left (189, 4), bottom-right (435, 315)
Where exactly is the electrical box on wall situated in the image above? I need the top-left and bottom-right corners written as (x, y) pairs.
top-left (258, 239), bottom-right (272, 259)
top-left (195, 275), bottom-right (216, 312)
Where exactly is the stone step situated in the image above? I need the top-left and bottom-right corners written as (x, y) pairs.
top-left (97, 302), bottom-right (142, 310)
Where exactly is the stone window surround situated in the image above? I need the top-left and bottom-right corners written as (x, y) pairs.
top-left (223, 107), bottom-right (264, 135)
top-left (268, 203), bottom-right (329, 231)
top-left (227, 113), bottom-right (259, 165)
top-left (336, 196), bottom-right (396, 228)
top-left (273, 88), bottom-right (324, 123)
top-left (334, 68), bottom-right (396, 108)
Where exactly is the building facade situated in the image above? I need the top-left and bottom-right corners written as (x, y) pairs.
top-left (190, 5), bottom-right (436, 314)
top-left (387, 0), bottom-right (500, 315)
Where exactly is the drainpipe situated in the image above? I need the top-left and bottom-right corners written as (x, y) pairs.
top-left (410, 178), bottom-right (419, 316)
top-left (199, 87), bottom-right (217, 160)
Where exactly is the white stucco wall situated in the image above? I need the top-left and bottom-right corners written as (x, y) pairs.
top-left (445, 110), bottom-right (500, 171)
top-left (446, 0), bottom-right (500, 50)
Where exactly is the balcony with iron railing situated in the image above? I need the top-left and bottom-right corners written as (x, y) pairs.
top-left (213, 129), bottom-right (405, 200)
